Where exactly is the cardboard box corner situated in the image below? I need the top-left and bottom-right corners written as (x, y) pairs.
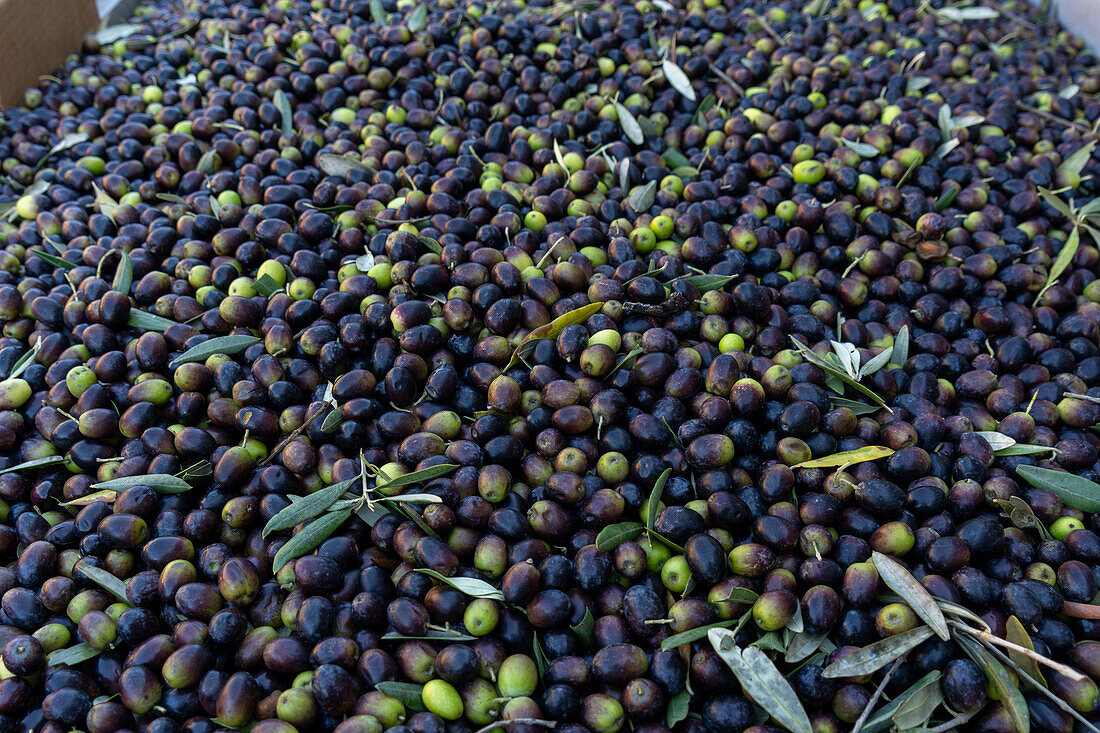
top-left (0, 0), bottom-right (99, 107)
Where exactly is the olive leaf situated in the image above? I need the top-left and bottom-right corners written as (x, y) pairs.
top-left (692, 94), bottom-right (716, 126)
top-left (628, 181), bottom-right (656, 211)
top-left (317, 153), bottom-right (373, 177)
top-left (263, 476), bottom-right (358, 537)
top-left (938, 6), bottom-right (999, 21)
top-left (830, 340), bottom-right (861, 379)
top-left (785, 631), bottom-right (830, 664)
top-left (858, 345), bottom-right (893, 379)
top-left (128, 310), bottom-right (178, 332)
top-left (663, 149), bottom-right (691, 169)
top-left (1059, 140), bottom-right (1096, 179)
top-left (715, 586), bottom-right (759, 604)
top-left (1033, 228), bottom-right (1080, 306)
top-left (382, 629), bottom-right (476, 642)
top-left (935, 186), bottom-right (959, 212)
top-left (0, 455), bottom-right (65, 475)
top-left (506, 301), bottom-right (604, 370)
top-left (272, 509), bottom-right (352, 571)
top-left (1038, 186), bottom-right (1076, 221)
top-left (92, 474), bottom-right (190, 493)
top-left (90, 23), bottom-right (141, 44)
top-left (709, 628), bottom-right (814, 733)
top-left (92, 184), bottom-right (120, 221)
top-left (840, 138), bottom-right (879, 157)
top-left (666, 689), bottom-right (691, 728)
top-left (662, 58), bottom-right (696, 101)
top-left (169, 335), bottom-right (259, 368)
top-left (370, 0), bottom-right (389, 24)
top-left (320, 407), bottom-right (344, 433)
top-left (112, 251), bottom-right (132, 295)
top-left (859, 671), bottom-right (941, 733)
top-left (273, 89), bottom-right (293, 135)
top-left (28, 248), bottom-right (76, 270)
top-left (605, 348), bottom-right (642, 380)
top-left (594, 521), bottom-right (644, 551)
top-left (995, 496), bottom-right (1052, 540)
top-left (532, 630), bottom-right (549, 679)
top-left (822, 626), bottom-right (934, 678)
top-left (76, 563), bottom-right (129, 604)
top-left (828, 396), bottom-right (882, 416)
top-left (407, 4), bottom-right (427, 31)
top-left (1015, 464), bottom-right (1100, 513)
top-left (417, 569), bottom-right (504, 600)
top-left (791, 445), bottom-right (893, 469)
top-left (752, 631), bottom-right (787, 653)
top-left (35, 131), bottom-right (90, 171)
top-left (375, 682), bottom-right (427, 712)
top-left (644, 468), bottom-right (671, 535)
top-left (872, 552), bottom-right (950, 640)
top-left (791, 337), bottom-right (890, 411)
top-left (552, 139), bottom-right (569, 172)
top-left (907, 76), bottom-right (932, 93)
top-left (615, 102), bottom-right (644, 145)
top-left (419, 236), bottom-right (442, 254)
top-left (956, 634), bottom-right (1030, 733)
top-left (996, 443), bottom-right (1056, 457)
top-left (7, 340), bottom-right (40, 380)
top-left (677, 274), bottom-right (737, 293)
top-left (890, 670), bottom-right (943, 730)
top-left (1006, 615), bottom-right (1047, 687)
top-left (974, 431), bottom-right (1016, 451)
top-left (662, 618), bottom-right (739, 651)
top-left (374, 463), bottom-right (459, 493)
top-left (570, 608), bottom-right (595, 647)
top-left (61, 489), bottom-right (118, 506)
top-left (47, 643), bottom-right (102, 667)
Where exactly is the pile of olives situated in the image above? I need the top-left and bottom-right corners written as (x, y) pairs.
top-left (0, 0), bottom-right (1096, 731)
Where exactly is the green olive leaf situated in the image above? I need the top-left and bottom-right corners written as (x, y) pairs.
top-left (273, 89), bottom-right (293, 135)
top-left (35, 131), bottom-right (90, 170)
top-left (974, 431), bottom-right (1016, 451)
top-left (128, 310), bottom-right (178, 332)
top-left (791, 445), bottom-right (893, 469)
top-left (28, 248), bottom-right (76, 270)
top-left (1015, 464), bottom-right (1100, 513)
top-left (0, 455), bottom-right (65, 475)
top-left (370, 0), bottom-right (389, 25)
top-left (615, 102), bottom-right (645, 145)
top-left (317, 153), bottom-right (374, 177)
top-left (692, 93), bottom-right (716, 125)
top-left (1034, 228), bottom-right (1080, 307)
top-left (407, 4), bottom-right (427, 31)
top-left (92, 184), bottom-right (120, 222)
top-left (785, 631), bottom-right (830, 664)
top-left (375, 682), bottom-right (426, 712)
top-left (112, 251), bottom-right (132, 295)
top-left (995, 443), bottom-right (1057, 457)
top-left (828, 396), bottom-right (882, 416)
top-left (272, 509), bottom-right (352, 572)
top-left (644, 468), bottom-right (671, 535)
top-left (677, 274), bottom-right (737, 293)
top-left (956, 635), bottom-right (1030, 733)
top-left (709, 628), bottom-right (814, 733)
top-left (715, 586), bottom-right (760, 604)
top-left (382, 629), bottom-right (476, 642)
top-left (890, 670), bottom-right (944, 730)
top-left (662, 617), bottom-right (739, 651)
top-left (506, 301), bottom-right (604, 371)
top-left (935, 186), bottom-right (959, 211)
top-left (47, 643), bottom-right (102, 668)
top-left (663, 148), bottom-right (692, 169)
top-left (373, 463), bottom-right (459, 493)
top-left (570, 608), bottom-right (595, 648)
top-left (605, 348), bottom-right (643, 380)
top-left (752, 631), bottom-right (787, 653)
top-left (860, 671), bottom-right (941, 733)
top-left (872, 552), bottom-right (950, 640)
top-left (628, 180), bottom-right (656, 211)
top-left (1038, 186), bottom-right (1076, 221)
top-left (416, 569), bottom-right (504, 600)
top-left (662, 58), bottom-right (696, 101)
top-left (263, 476), bottom-right (358, 537)
top-left (254, 274), bottom-right (283, 297)
top-left (594, 521), bottom-right (644, 552)
top-left (92, 474), bottom-right (190, 493)
top-left (791, 337), bottom-right (891, 411)
top-left (1059, 140), bottom-right (1096, 179)
top-left (666, 689), bottom-right (691, 728)
top-left (75, 563), bottom-right (129, 604)
top-left (821, 625), bottom-right (934, 678)
top-left (858, 345), bottom-right (894, 379)
top-left (7, 339), bottom-right (40, 381)
top-left (840, 138), bottom-right (879, 157)
top-left (61, 489), bottom-right (118, 507)
top-left (1006, 615), bottom-right (1047, 687)
top-left (169, 335), bottom-right (260, 368)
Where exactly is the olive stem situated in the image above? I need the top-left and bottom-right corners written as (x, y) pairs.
top-left (705, 62), bottom-right (745, 96)
top-left (950, 622), bottom-right (1087, 681)
top-left (258, 403), bottom-right (325, 467)
top-left (1063, 392), bottom-right (1100, 405)
top-left (927, 710), bottom-right (977, 733)
top-left (1015, 102), bottom-right (1092, 132)
top-left (1062, 600), bottom-right (1100, 619)
top-left (643, 618), bottom-right (674, 625)
top-left (472, 719), bottom-right (557, 733)
top-left (850, 656), bottom-right (903, 733)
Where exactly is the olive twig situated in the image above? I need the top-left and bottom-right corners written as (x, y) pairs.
top-left (949, 621), bottom-right (1087, 681)
top-left (1016, 102), bottom-right (1092, 132)
top-left (926, 710), bottom-right (977, 733)
top-left (850, 656), bottom-right (903, 733)
top-left (472, 718), bottom-right (557, 733)
top-left (258, 403), bottom-right (326, 467)
top-left (980, 641), bottom-right (1100, 733)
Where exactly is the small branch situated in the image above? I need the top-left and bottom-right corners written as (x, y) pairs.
top-left (472, 718), bottom-right (558, 733)
top-left (851, 657), bottom-right (903, 733)
top-left (706, 62), bottom-right (745, 96)
top-left (951, 622), bottom-right (1087, 681)
top-left (1016, 102), bottom-right (1092, 133)
top-left (1064, 392), bottom-right (1100, 405)
top-left (1063, 600), bottom-right (1100, 619)
top-left (981, 642), bottom-right (1100, 733)
top-left (928, 711), bottom-right (977, 733)
top-left (258, 404), bottom-right (326, 467)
